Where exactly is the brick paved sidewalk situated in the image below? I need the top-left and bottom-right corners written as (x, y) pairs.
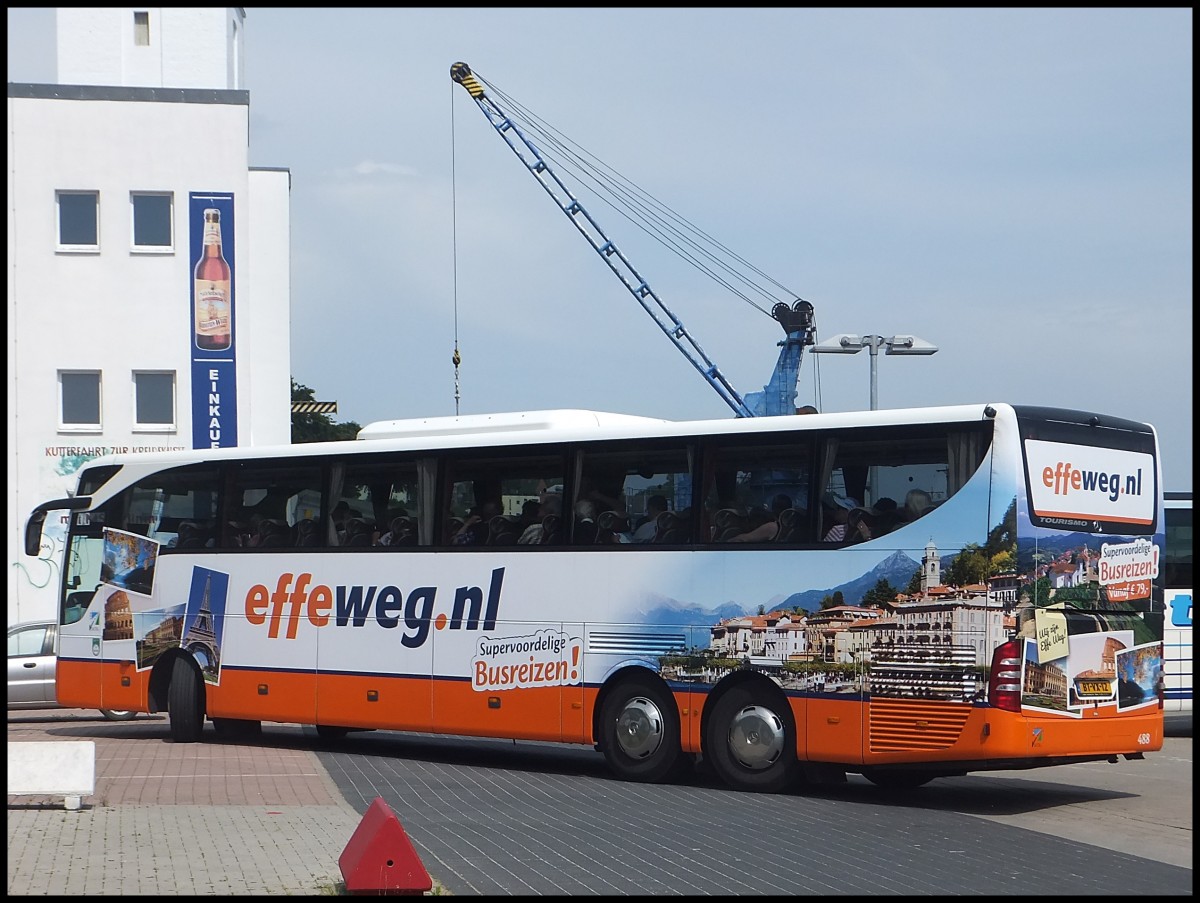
top-left (7, 711), bottom-right (364, 896)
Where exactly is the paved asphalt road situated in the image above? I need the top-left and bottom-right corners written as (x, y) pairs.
top-left (8, 710), bottom-right (1191, 895)
top-left (314, 728), bottom-right (1192, 895)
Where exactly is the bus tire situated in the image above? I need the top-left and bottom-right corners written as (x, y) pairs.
top-left (168, 657), bottom-right (205, 743)
top-left (598, 676), bottom-right (683, 783)
top-left (861, 768), bottom-right (934, 790)
top-left (704, 682), bottom-right (799, 793)
top-left (315, 725), bottom-right (351, 741)
top-left (212, 717), bottom-right (262, 740)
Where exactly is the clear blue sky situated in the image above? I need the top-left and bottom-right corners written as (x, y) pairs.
top-left (8, 8), bottom-right (1192, 490)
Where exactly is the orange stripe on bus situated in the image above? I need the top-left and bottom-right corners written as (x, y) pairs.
top-left (56, 659), bottom-right (1162, 764)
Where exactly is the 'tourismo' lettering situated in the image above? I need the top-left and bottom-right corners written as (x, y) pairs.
top-left (244, 567), bottom-right (504, 649)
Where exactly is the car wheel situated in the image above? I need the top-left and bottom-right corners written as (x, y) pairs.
top-left (99, 709), bottom-right (137, 721)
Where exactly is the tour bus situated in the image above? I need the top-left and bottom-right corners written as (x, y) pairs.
top-left (1163, 491), bottom-right (1192, 729)
top-left (25, 403), bottom-right (1167, 793)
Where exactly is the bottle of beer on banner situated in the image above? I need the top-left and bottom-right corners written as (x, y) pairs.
top-left (194, 208), bottom-right (231, 351)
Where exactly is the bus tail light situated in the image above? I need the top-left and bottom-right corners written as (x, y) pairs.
top-left (988, 638), bottom-right (1023, 713)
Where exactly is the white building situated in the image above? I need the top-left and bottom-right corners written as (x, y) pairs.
top-left (7, 8), bottom-right (291, 624)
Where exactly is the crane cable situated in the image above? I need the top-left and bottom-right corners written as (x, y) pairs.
top-left (481, 72), bottom-right (827, 413)
top-left (480, 74), bottom-right (807, 323)
top-left (450, 79), bottom-right (462, 414)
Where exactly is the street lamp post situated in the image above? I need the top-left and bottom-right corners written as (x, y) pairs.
top-left (810, 333), bottom-right (938, 410)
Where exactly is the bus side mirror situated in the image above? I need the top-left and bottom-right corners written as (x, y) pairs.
top-left (24, 497), bottom-right (92, 557)
top-left (24, 510), bottom-right (47, 556)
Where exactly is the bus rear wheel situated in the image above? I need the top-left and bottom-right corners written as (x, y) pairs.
top-left (315, 725), bottom-right (351, 741)
top-left (168, 656), bottom-right (206, 743)
top-left (599, 677), bottom-right (683, 783)
top-left (704, 683), bottom-right (799, 793)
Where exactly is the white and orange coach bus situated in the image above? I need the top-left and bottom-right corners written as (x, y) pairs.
top-left (25, 403), bottom-right (1167, 792)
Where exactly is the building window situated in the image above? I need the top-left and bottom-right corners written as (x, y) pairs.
top-left (133, 11), bottom-right (150, 46)
top-left (134, 371), bottom-right (175, 429)
top-left (57, 191), bottom-right (99, 250)
top-left (60, 371), bottom-right (102, 430)
top-left (131, 192), bottom-right (173, 250)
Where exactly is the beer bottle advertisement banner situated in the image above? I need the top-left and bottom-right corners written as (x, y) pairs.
top-left (189, 193), bottom-right (239, 449)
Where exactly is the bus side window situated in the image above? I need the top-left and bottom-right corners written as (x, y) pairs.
top-left (580, 446), bottom-right (694, 547)
top-left (228, 462), bottom-right (323, 551)
top-left (701, 438), bottom-right (814, 544)
top-left (815, 426), bottom-right (985, 539)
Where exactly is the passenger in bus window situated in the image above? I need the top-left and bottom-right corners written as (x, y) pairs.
top-left (257, 517), bottom-right (293, 548)
top-left (377, 512), bottom-right (411, 546)
top-left (519, 493), bottom-right (561, 544)
top-left (517, 498), bottom-right (541, 534)
top-left (633, 495), bottom-right (669, 543)
top-left (331, 501), bottom-right (352, 543)
top-left (873, 497), bottom-right (902, 535)
top-left (903, 488), bottom-right (933, 522)
top-left (580, 476), bottom-right (625, 515)
top-left (244, 510), bottom-right (268, 547)
top-left (847, 507), bottom-right (880, 545)
top-left (225, 509), bottom-right (253, 547)
top-left (822, 494), bottom-right (857, 542)
top-left (454, 499), bottom-right (502, 545)
top-left (726, 494), bottom-right (792, 543)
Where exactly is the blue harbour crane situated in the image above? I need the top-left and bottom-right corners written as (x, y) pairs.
top-left (451, 62), bottom-right (816, 418)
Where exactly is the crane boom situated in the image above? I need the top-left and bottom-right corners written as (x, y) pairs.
top-left (451, 62), bottom-right (814, 417)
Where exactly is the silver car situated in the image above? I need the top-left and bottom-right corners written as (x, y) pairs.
top-left (7, 620), bottom-right (136, 721)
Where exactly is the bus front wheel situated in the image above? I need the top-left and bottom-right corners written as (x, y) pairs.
top-left (704, 683), bottom-right (799, 793)
top-left (598, 677), bottom-right (683, 783)
top-left (168, 657), bottom-right (205, 743)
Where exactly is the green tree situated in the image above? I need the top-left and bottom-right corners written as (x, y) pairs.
top-left (820, 590), bottom-right (845, 610)
top-left (985, 498), bottom-right (1018, 559)
top-left (906, 567), bottom-right (923, 595)
top-left (861, 578), bottom-right (899, 610)
top-left (944, 542), bottom-right (989, 587)
top-left (1022, 575), bottom-right (1054, 606)
top-left (291, 378), bottom-right (362, 443)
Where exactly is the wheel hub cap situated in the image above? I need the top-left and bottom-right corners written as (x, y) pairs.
top-left (615, 696), bottom-right (664, 760)
top-left (727, 704), bottom-right (784, 770)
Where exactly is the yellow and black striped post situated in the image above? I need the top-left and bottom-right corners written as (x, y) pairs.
top-left (291, 401), bottom-right (338, 415)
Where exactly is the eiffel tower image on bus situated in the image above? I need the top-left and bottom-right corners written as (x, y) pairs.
top-left (181, 569), bottom-right (223, 684)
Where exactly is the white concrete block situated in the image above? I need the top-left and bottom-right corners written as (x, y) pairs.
top-left (7, 741), bottom-right (95, 809)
